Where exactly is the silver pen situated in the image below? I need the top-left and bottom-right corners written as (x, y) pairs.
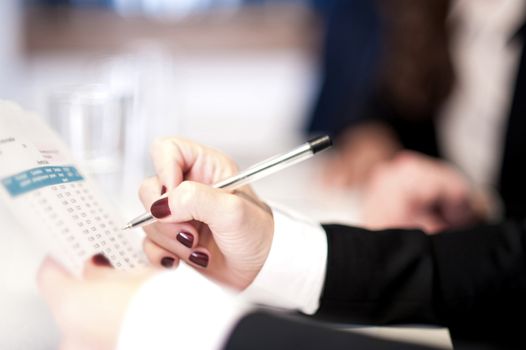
top-left (122, 135), bottom-right (332, 230)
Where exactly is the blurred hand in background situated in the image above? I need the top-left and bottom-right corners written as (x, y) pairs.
top-left (361, 152), bottom-right (494, 234)
top-left (37, 257), bottom-right (156, 350)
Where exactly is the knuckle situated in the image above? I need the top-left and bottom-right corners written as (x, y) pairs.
top-left (369, 163), bottom-right (390, 185)
top-left (395, 151), bottom-right (419, 164)
top-left (227, 159), bottom-right (239, 174)
top-left (225, 194), bottom-right (244, 212)
top-left (219, 153), bottom-right (238, 172)
top-left (143, 237), bottom-right (170, 262)
top-left (142, 238), bottom-right (153, 254)
top-left (138, 182), bottom-right (150, 202)
top-left (223, 195), bottom-right (246, 225)
top-left (156, 167), bottom-right (169, 182)
top-left (150, 136), bottom-right (167, 156)
top-left (451, 184), bottom-right (470, 202)
top-left (177, 180), bottom-right (193, 191)
top-left (173, 181), bottom-right (196, 207)
top-left (138, 177), bottom-right (159, 205)
top-left (151, 137), bottom-right (181, 158)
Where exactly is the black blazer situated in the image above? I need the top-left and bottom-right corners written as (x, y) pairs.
top-left (225, 222), bottom-right (526, 349)
top-left (498, 23), bottom-right (526, 220)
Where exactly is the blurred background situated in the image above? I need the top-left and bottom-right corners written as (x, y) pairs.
top-left (2, 0), bottom-right (325, 176)
top-left (2, 0), bottom-right (524, 348)
top-left (0, 1), bottom-right (366, 348)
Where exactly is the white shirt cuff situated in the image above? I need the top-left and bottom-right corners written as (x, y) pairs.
top-left (117, 264), bottom-right (251, 350)
top-left (242, 203), bottom-right (328, 315)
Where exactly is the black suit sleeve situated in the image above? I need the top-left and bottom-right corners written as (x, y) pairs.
top-left (225, 222), bottom-right (526, 349)
top-left (317, 223), bottom-right (526, 348)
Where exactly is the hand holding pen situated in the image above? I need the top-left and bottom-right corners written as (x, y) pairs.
top-left (125, 136), bottom-right (331, 230)
top-left (134, 136), bottom-right (331, 288)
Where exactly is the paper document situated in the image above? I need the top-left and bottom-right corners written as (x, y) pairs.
top-left (0, 101), bottom-right (146, 276)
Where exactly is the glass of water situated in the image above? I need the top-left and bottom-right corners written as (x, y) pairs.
top-left (47, 84), bottom-right (129, 175)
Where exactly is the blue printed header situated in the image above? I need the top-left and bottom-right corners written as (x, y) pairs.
top-left (1, 166), bottom-right (84, 197)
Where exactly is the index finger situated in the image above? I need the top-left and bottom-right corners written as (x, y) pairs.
top-left (150, 137), bottom-right (239, 191)
top-left (150, 137), bottom-right (189, 191)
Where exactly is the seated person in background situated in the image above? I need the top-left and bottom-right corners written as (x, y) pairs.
top-left (39, 138), bottom-right (526, 350)
top-left (308, 0), bottom-right (450, 187)
top-left (309, 0), bottom-right (526, 230)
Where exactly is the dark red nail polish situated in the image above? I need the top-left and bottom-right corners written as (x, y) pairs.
top-left (160, 256), bottom-right (175, 268)
top-left (161, 186), bottom-right (167, 195)
top-left (151, 197), bottom-right (171, 218)
top-left (92, 253), bottom-right (112, 267)
top-left (177, 231), bottom-right (194, 248)
top-left (189, 251), bottom-right (209, 268)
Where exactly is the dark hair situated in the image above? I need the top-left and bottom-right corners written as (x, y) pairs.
top-left (377, 0), bottom-right (454, 119)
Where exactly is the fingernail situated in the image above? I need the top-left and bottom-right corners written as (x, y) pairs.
top-left (92, 253), bottom-right (112, 267)
top-left (151, 197), bottom-right (171, 218)
top-left (189, 251), bottom-right (209, 268)
top-left (160, 256), bottom-right (175, 268)
top-left (161, 186), bottom-right (167, 195)
top-left (176, 231), bottom-right (194, 248)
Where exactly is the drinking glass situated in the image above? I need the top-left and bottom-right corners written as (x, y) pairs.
top-left (47, 84), bottom-right (128, 175)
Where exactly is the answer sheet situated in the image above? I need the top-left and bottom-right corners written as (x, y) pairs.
top-left (0, 101), bottom-right (146, 276)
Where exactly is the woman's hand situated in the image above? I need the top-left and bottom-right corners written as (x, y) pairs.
top-left (139, 137), bottom-right (274, 290)
top-left (37, 256), bottom-right (157, 350)
top-left (361, 152), bottom-right (490, 234)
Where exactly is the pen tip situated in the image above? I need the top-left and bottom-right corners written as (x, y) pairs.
top-left (121, 224), bottom-right (132, 231)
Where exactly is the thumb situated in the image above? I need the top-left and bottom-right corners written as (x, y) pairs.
top-left (150, 137), bottom-right (185, 191)
top-left (413, 211), bottom-right (448, 234)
